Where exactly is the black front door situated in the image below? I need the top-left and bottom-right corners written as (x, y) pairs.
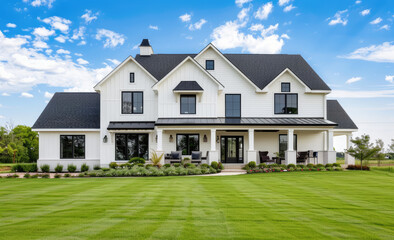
top-left (221, 136), bottom-right (243, 163)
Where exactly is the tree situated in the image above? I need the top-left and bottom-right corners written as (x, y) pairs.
top-left (389, 139), bottom-right (394, 153)
top-left (375, 139), bottom-right (385, 166)
top-left (346, 134), bottom-right (381, 170)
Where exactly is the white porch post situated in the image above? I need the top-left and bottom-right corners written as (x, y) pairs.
top-left (209, 129), bottom-right (218, 164)
top-left (323, 129), bottom-right (336, 164)
top-left (156, 129), bottom-right (164, 165)
top-left (345, 133), bottom-right (355, 165)
top-left (247, 129), bottom-right (257, 164)
top-left (285, 129), bottom-right (296, 165)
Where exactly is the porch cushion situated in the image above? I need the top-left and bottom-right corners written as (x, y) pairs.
top-left (171, 151), bottom-right (181, 159)
top-left (191, 151), bottom-right (201, 160)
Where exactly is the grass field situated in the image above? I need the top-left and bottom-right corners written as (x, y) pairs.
top-left (0, 171), bottom-right (393, 239)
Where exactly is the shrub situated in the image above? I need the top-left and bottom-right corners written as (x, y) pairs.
top-left (209, 166), bottom-right (217, 174)
top-left (242, 165), bottom-right (250, 170)
top-left (258, 163), bottom-right (267, 169)
top-left (184, 163), bottom-right (193, 168)
top-left (306, 163), bottom-right (314, 168)
top-left (211, 161), bottom-right (218, 169)
top-left (163, 164), bottom-right (171, 168)
top-left (12, 163), bottom-right (38, 172)
top-left (101, 167), bottom-right (110, 172)
top-left (247, 161), bottom-right (257, 169)
top-left (269, 164), bottom-right (279, 168)
top-left (129, 157), bottom-right (146, 165)
top-left (54, 174), bottom-right (61, 178)
top-left (333, 163), bottom-right (341, 167)
top-left (145, 164), bottom-right (153, 169)
top-left (325, 164), bottom-right (333, 168)
top-left (287, 164), bottom-right (296, 169)
top-left (54, 164), bottom-right (63, 173)
top-left (151, 151), bottom-right (164, 167)
top-left (67, 164), bottom-right (77, 173)
top-left (24, 173), bottom-right (31, 178)
top-left (174, 163), bottom-right (181, 167)
top-left (183, 157), bottom-right (191, 161)
top-left (296, 164), bottom-right (305, 169)
top-left (30, 174), bottom-right (39, 178)
top-left (81, 163), bottom-right (89, 172)
top-left (41, 174), bottom-right (50, 178)
top-left (120, 163), bottom-right (132, 169)
top-left (78, 173), bottom-right (86, 177)
top-left (217, 162), bottom-right (224, 170)
top-left (347, 165), bottom-right (370, 170)
top-left (64, 173), bottom-right (71, 178)
top-left (93, 165), bottom-right (101, 170)
top-left (201, 163), bottom-right (209, 168)
top-left (40, 164), bottom-right (50, 173)
top-left (109, 162), bottom-right (118, 169)
top-left (316, 164), bottom-right (325, 168)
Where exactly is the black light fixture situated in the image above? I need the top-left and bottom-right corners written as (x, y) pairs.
top-left (203, 134), bottom-right (208, 142)
top-left (169, 135), bottom-right (173, 142)
top-left (103, 135), bottom-right (108, 143)
top-left (216, 136), bottom-right (219, 143)
top-left (155, 135), bottom-right (158, 143)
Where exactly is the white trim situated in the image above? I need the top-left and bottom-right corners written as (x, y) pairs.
top-left (33, 128), bottom-right (100, 132)
top-left (94, 56), bottom-right (157, 90)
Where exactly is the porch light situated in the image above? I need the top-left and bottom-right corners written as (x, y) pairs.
top-left (216, 136), bottom-right (219, 143)
top-left (203, 134), bottom-right (208, 142)
top-left (155, 135), bottom-right (158, 143)
top-left (103, 135), bottom-right (108, 143)
top-left (169, 135), bottom-right (173, 142)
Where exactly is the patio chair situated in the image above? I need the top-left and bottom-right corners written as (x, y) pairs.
top-left (297, 151), bottom-right (308, 164)
top-left (259, 151), bottom-right (275, 164)
top-left (169, 151), bottom-right (182, 164)
top-left (191, 151), bottom-right (202, 164)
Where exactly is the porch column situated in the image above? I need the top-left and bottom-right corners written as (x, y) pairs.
top-left (285, 129), bottom-right (296, 165)
top-left (345, 133), bottom-right (355, 165)
top-left (156, 129), bottom-right (164, 165)
top-left (323, 129), bottom-right (336, 164)
top-left (209, 129), bottom-right (218, 164)
top-left (247, 129), bottom-right (257, 164)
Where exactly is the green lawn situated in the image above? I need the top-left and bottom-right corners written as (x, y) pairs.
top-left (0, 172), bottom-right (393, 239)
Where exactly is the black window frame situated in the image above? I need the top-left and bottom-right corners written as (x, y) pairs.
top-left (274, 93), bottom-right (298, 114)
top-left (180, 94), bottom-right (196, 114)
top-left (122, 91), bottom-right (144, 114)
top-left (130, 72), bottom-right (135, 83)
top-left (225, 94), bottom-right (241, 118)
top-left (176, 134), bottom-right (200, 155)
top-left (205, 60), bottom-right (214, 70)
top-left (281, 82), bottom-right (290, 92)
top-left (279, 134), bottom-right (297, 156)
top-left (60, 135), bottom-right (85, 159)
top-left (115, 133), bottom-right (149, 161)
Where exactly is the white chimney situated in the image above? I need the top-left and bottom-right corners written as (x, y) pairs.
top-left (139, 39), bottom-right (153, 56)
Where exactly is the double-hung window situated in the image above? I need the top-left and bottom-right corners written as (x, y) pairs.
top-left (176, 134), bottom-right (199, 155)
top-left (180, 95), bottom-right (196, 114)
top-left (122, 91), bottom-right (143, 114)
top-left (225, 94), bottom-right (241, 117)
top-left (60, 135), bottom-right (85, 159)
top-left (274, 93), bottom-right (298, 114)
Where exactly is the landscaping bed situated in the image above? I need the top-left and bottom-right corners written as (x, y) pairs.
top-left (244, 162), bottom-right (344, 174)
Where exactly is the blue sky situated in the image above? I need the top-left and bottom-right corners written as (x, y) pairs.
top-left (0, 0), bottom-right (393, 150)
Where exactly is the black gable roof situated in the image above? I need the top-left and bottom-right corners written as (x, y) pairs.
top-left (174, 81), bottom-right (204, 91)
top-left (327, 100), bottom-right (357, 129)
top-left (32, 92), bottom-right (100, 129)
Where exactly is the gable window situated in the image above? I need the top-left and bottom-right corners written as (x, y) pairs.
top-left (274, 93), bottom-right (298, 114)
top-left (225, 94), bottom-right (241, 117)
top-left (130, 72), bottom-right (135, 83)
top-left (122, 91), bottom-right (143, 114)
top-left (281, 82), bottom-right (290, 92)
top-left (60, 135), bottom-right (85, 159)
top-left (206, 60), bottom-right (214, 70)
top-left (115, 133), bottom-right (149, 160)
top-left (176, 134), bottom-right (199, 155)
top-left (279, 134), bottom-right (297, 157)
top-left (180, 95), bottom-right (196, 114)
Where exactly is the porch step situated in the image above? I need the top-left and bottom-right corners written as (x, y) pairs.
top-left (222, 164), bottom-right (245, 170)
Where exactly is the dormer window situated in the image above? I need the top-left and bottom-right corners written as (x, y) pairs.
top-left (206, 60), bottom-right (214, 70)
top-left (281, 82), bottom-right (290, 92)
top-left (130, 73), bottom-right (135, 83)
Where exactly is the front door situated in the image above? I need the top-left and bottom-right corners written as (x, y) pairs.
top-left (221, 136), bottom-right (243, 163)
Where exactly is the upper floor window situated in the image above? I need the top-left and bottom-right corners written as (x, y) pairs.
top-left (180, 95), bottom-right (196, 114)
top-left (274, 93), bottom-right (298, 114)
top-left (122, 91), bottom-right (143, 114)
top-left (281, 82), bottom-right (290, 92)
top-left (130, 72), bottom-right (135, 83)
top-left (206, 60), bottom-right (214, 70)
top-left (60, 135), bottom-right (85, 159)
top-left (225, 94), bottom-right (241, 117)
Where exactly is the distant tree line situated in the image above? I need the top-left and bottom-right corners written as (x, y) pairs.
top-left (0, 123), bottom-right (38, 163)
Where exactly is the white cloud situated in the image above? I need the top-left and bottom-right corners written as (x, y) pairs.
top-left (380, 25), bottom-right (390, 30)
top-left (360, 9), bottom-right (370, 16)
top-left (355, 0), bottom-right (361, 4)
top-left (56, 49), bottom-right (70, 54)
top-left (235, 0), bottom-right (253, 7)
top-left (328, 9), bottom-right (348, 26)
top-left (0, 30), bottom-right (112, 93)
top-left (330, 89), bottom-right (394, 98)
top-left (189, 19), bottom-right (207, 30)
top-left (55, 35), bottom-right (67, 43)
top-left (281, 33), bottom-right (290, 39)
top-left (185, 36), bottom-right (193, 40)
top-left (6, 23), bottom-right (17, 28)
top-left (25, 0), bottom-right (55, 8)
top-left (1, 93), bottom-right (10, 96)
top-left (95, 29), bottom-right (125, 48)
top-left (0, 115), bottom-right (4, 119)
top-left (71, 27), bottom-right (85, 40)
top-left (77, 58), bottom-right (89, 65)
top-left (346, 77), bottom-right (362, 84)
top-left (385, 75), bottom-right (394, 84)
top-left (238, 7), bottom-right (251, 21)
top-left (149, 25), bottom-right (159, 30)
top-left (249, 23), bottom-right (279, 37)
top-left (33, 40), bottom-right (49, 49)
top-left (40, 16), bottom-right (72, 33)
top-left (283, 4), bottom-right (295, 12)
top-left (107, 59), bottom-right (120, 65)
top-left (342, 42), bottom-right (394, 63)
top-left (78, 40), bottom-right (86, 46)
top-left (0, 104), bottom-right (2, 107)
top-left (81, 10), bottom-right (99, 24)
top-left (179, 13), bottom-right (191, 22)
top-left (278, 0), bottom-right (291, 6)
top-left (32, 27), bottom-right (55, 39)
top-left (21, 92), bottom-right (34, 98)
top-left (370, 17), bottom-right (382, 25)
top-left (132, 44), bottom-right (139, 50)
top-left (255, 2), bottom-right (273, 20)
top-left (75, 53), bottom-right (83, 57)
top-left (44, 91), bottom-right (53, 98)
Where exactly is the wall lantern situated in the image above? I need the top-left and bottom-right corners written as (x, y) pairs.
top-left (169, 135), bottom-right (174, 142)
top-left (155, 135), bottom-right (158, 143)
top-left (216, 136), bottom-right (219, 143)
top-left (203, 134), bottom-right (208, 142)
top-left (103, 135), bottom-right (108, 143)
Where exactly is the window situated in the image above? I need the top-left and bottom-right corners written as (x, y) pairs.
top-left (130, 72), bottom-right (135, 83)
top-left (122, 91), bottom-right (143, 114)
top-left (279, 134), bottom-right (297, 156)
top-left (274, 93), bottom-right (298, 114)
top-left (180, 95), bottom-right (196, 114)
top-left (115, 133), bottom-right (149, 160)
top-left (225, 94), bottom-right (241, 117)
top-left (60, 135), bottom-right (85, 159)
top-left (176, 134), bottom-right (199, 155)
top-left (281, 82), bottom-right (290, 92)
top-left (206, 60), bottom-right (214, 70)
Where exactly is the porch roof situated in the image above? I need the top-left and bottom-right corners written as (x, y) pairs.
top-left (107, 121), bottom-right (155, 130)
top-left (155, 117), bottom-right (337, 126)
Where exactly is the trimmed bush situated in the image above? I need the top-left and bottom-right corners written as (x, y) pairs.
top-left (64, 173), bottom-right (71, 178)
top-left (67, 164), bottom-right (77, 173)
top-left (218, 162), bottom-right (224, 170)
top-left (30, 174), bottom-right (39, 178)
top-left (24, 173), bottom-right (31, 178)
top-left (109, 162), bottom-right (118, 169)
top-left (258, 163), bottom-right (267, 169)
top-left (287, 164), bottom-right (296, 169)
top-left (145, 164), bottom-right (153, 169)
top-left (333, 163), bottom-right (341, 167)
top-left (174, 163), bottom-right (181, 167)
top-left (41, 174), bottom-right (50, 178)
top-left (306, 163), bottom-right (314, 168)
top-left (93, 165), bottom-right (101, 170)
top-left (316, 164), bottom-right (325, 168)
top-left (12, 163), bottom-right (38, 172)
top-left (81, 163), bottom-right (89, 172)
top-left (184, 163), bottom-right (193, 168)
top-left (54, 174), bottom-right (61, 178)
top-left (347, 165), bottom-right (370, 170)
top-left (120, 163), bottom-right (132, 169)
top-left (129, 157), bottom-right (146, 165)
top-left (54, 164), bottom-right (63, 173)
top-left (201, 163), bottom-right (209, 168)
top-left (211, 161), bottom-right (218, 169)
top-left (101, 168), bottom-right (110, 172)
top-left (163, 164), bottom-right (171, 168)
top-left (325, 164), bottom-right (333, 168)
top-left (40, 164), bottom-right (50, 173)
